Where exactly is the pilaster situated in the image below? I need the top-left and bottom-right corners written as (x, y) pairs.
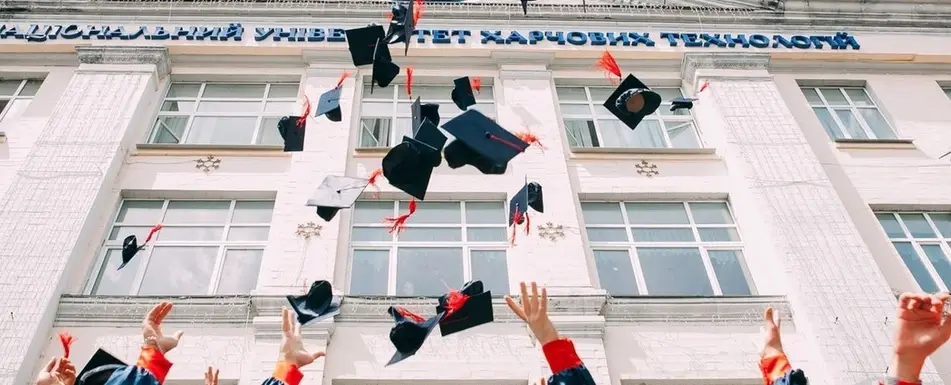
top-left (76, 45), bottom-right (171, 80)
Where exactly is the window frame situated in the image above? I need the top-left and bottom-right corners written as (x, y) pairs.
top-left (583, 200), bottom-right (753, 296)
top-left (876, 211), bottom-right (951, 293)
top-left (347, 200), bottom-right (509, 296)
top-left (86, 198), bottom-right (273, 296)
top-left (146, 82), bottom-right (301, 146)
top-left (555, 84), bottom-right (701, 149)
top-left (942, 86), bottom-right (951, 100)
top-left (801, 86), bottom-right (896, 140)
top-left (0, 79), bottom-right (41, 123)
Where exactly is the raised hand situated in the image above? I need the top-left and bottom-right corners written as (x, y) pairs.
top-left (204, 366), bottom-right (219, 385)
top-left (760, 307), bottom-right (784, 358)
top-left (505, 282), bottom-right (559, 345)
top-left (893, 293), bottom-right (951, 365)
top-left (35, 358), bottom-right (76, 385)
top-left (280, 307), bottom-right (326, 367)
top-left (142, 302), bottom-right (185, 353)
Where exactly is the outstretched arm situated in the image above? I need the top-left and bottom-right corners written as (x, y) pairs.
top-left (261, 307), bottom-right (326, 385)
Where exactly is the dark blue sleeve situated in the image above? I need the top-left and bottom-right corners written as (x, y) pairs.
top-left (547, 365), bottom-right (597, 385)
top-left (257, 362), bottom-right (303, 385)
top-left (102, 366), bottom-right (162, 385)
top-left (771, 369), bottom-right (808, 385)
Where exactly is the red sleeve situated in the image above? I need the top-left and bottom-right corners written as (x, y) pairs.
top-left (136, 345), bottom-right (173, 384)
top-left (759, 353), bottom-right (792, 385)
top-left (879, 381), bottom-right (922, 385)
top-left (272, 361), bottom-right (304, 385)
top-left (542, 338), bottom-right (584, 374)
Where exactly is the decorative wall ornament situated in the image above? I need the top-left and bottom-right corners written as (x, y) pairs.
top-left (296, 221), bottom-right (322, 240)
top-left (635, 160), bottom-right (659, 177)
top-left (195, 155), bottom-right (221, 173)
top-left (537, 222), bottom-right (566, 242)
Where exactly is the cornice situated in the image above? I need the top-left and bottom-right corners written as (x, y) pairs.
top-left (681, 52), bottom-right (771, 83)
top-left (75, 45), bottom-right (171, 77)
top-left (603, 295), bottom-right (791, 325)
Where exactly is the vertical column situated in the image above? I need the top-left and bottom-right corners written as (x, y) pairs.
top-left (683, 52), bottom-right (940, 385)
top-left (0, 45), bottom-right (170, 385)
top-left (494, 51), bottom-right (597, 294)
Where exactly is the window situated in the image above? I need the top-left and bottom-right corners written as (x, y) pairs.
top-left (358, 82), bottom-right (496, 148)
top-left (582, 201), bottom-right (753, 296)
top-left (91, 199), bottom-right (274, 296)
top-left (801, 86), bottom-right (896, 140)
top-left (556, 85), bottom-right (701, 149)
top-left (876, 212), bottom-right (951, 293)
top-left (943, 87), bottom-right (951, 100)
top-left (0, 79), bottom-right (42, 124)
top-left (147, 82), bottom-right (301, 145)
top-left (348, 200), bottom-right (510, 296)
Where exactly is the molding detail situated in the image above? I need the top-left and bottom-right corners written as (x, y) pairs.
top-left (603, 295), bottom-right (791, 324)
top-left (681, 52), bottom-right (772, 83)
top-left (75, 45), bottom-right (171, 78)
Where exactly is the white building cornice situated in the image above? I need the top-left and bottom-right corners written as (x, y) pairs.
top-left (75, 45), bottom-right (171, 77)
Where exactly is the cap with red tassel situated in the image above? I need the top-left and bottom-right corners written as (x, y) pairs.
top-left (470, 77), bottom-right (482, 94)
top-left (383, 199), bottom-right (417, 235)
top-left (435, 280), bottom-right (494, 337)
top-left (595, 50), bottom-right (622, 85)
top-left (514, 131), bottom-right (546, 153)
top-left (367, 168), bottom-right (385, 199)
top-left (296, 95), bottom-right (311, 128)
top-left (405, 67), bottom-right (414, 99)
top-left (508, 208), bottom-right (531, 247)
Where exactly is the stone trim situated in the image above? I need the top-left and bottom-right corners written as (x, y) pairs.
top-left (681, 52), bottom-right (772, 84)
top-left (75, 45), bottom-right (171, 78)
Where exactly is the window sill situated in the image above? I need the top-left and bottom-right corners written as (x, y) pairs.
top-left (570, 147), bottom-right (718, 160)
top-left (834, 138), bottom-right (916, 150)
top-left (353, 147), bottom-right (391, 157)
top-left (134, 143), bottom-right (287, 157)
top-left (0, 131), bottom-right (6, 144)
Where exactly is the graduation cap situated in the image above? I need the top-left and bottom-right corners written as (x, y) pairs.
top-left (286, 280), bottom-right (342, 326)
top-left (345, 25), bottom-right (400, 95)
top-left (669, 96), bottom-right (698, 112)
top-left (435, 280), bottom-right (494, 337)
top-left (315, 87), bottom-right (343, 122)
top-left (508, 181), bottom-right (544, 226)
top-left (602, 74), bottom-right (661, 131)
top-left (442, 109), bottom-right (528, 175)
top-left (411, 97), bottom-right (441, 132)
top-left (384, 0), bottom-right (416, 55)
top-left (381, 133), bottom-right (441, 201)
top-left (120, 225), bottom-right (162, 271)
top-left (278, 116), bottom-right (306, 152)
top-left (76, 349), bottom-right (127, 385)
top-left (450, 76), bottom-right (481, 111)
top-left (386, 306), bottom-right (443, 366)
top-left (305, 175), bottom-right (371, 221)
top-left (520, 0), bottom-right (535, 15)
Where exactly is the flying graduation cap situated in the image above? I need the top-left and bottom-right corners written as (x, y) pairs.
top-left (384, 0), bottom-right (421, 56)
top-left (345, 25), bottom-right (400, 95)
top-left (435, 280), bottom-right (494, 337)
top-left (450, 76), bottom-right (481, 111)
top-left (520, 0), bottom-right (535, 15)
top-left (382, 117), bottom-right (447, 200)
top-left (76, 348), bottom-right (128, 385)
top-left (277, 96), bottom-right (311, 152)
top-left (411, 96), bottom-right (441, 131)
top-left (386, 306), bottom-right (443, 366)
top-left (442, 109), bottom-right (529, 175)
top-left (315, 72), bottom-right (350, 122)
top-left (120, 224), bottom-right (163, 270)
top-left (305, 175), bottom-right (371, 221)
top-left (286, 280), bottom-right (342, 326)
top-left (670, 96), bottom-right (699, 112)
top-left (596, 50), bottom-right (661, 131)
top-left (508, 180), bottom-right (544, 245)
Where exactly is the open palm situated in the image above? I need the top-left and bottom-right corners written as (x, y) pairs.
top-left (35, 358), bottom-right (75, 385)
top-left (760, 307), bottom-right (784, 358)
top-left (894, 292), bottom-right (951, 362)
top-left (280, 307), bottom-right (326, 367)
top-left (505, 282), bottom-right (559, 345)
top-left (143, 302), bottom-right (184, 353)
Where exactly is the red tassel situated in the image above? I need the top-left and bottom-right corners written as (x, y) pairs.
top-left (699, 80), bottom-right (710, 93)
top-left (384, 199), bottom-right (417, 234)
top-left (487, 133), bottom-right (525, 153)
top-left (367, 168), bottom-right (384, 199)
top-left (336, 71), bottom-right (350, 88)
top-left (515, 132), bottom-right (546, 153)
top-left (296, 96), bottom-right (311, 127)
top-left (406, 67), bottom-right (414, 99)
top-left (444, 290), bottom-right (470, 318)
top-left (524, 212), bottom-right (531, 236)
top-left (470, 77), bottom-right (482, 94)
top-left (58, 332), bottom-right (74, 359)
top-left (396, 307), bottom-right (425, 323)
top-left (143, 224), bottom-right (163, 244)
top-left (412, 0), bottom-right (424, 26)
top-left (595, 50), bottom-right (622, 85)
top-left (509, 209), bottom-right (524, 246)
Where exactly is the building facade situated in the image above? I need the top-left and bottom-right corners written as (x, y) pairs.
top-left (2, 0), bottom-right (951, 384)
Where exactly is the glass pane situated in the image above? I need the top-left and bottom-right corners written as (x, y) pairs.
top-left (185, 117), bottom-right (258, 145)
top-left (203, 84), bottom-right (266, 98)
top-left (167, 83), bottom-right (201, 98)
top-left (0, 99), bottom-right (30, 123)
top-left (0, 80), bottom-right (22, 96)
top-left (559, 104), bottom-right (593, 115)
top-left (564, 120), bottom-right (598, 148)
top-left (625, 203), bottom-right (689, 225)
top-left (232, 201), bottom-right (275, 223)
top-left (465, 202), bottom-right (505, 224)
top-left (470, 250), bottom-right (509, 295)
top-left (593, 250), bottom-right (638, 295)
top-left (139, 247), bottom-right (218, 295)
top-left (665, 121), bottom-right (700, 148)
top-left (466, 228), bottom-right (507, 242)
top-left (264, 101), bottom-right (296, 114)
top-left (407, 85), bottom-right (453, 100)
top-left (359, 118), bottom-right (391, 147)
top-left (398, 228), bottom-right (462, 242)
top-left (845, 88), bottom-right (874, 106)
top-left (599, 119), bottom-right (667, 148)
top-left (637, 248), bottom-right (713, 296)
top-left (361, 101), bottom-right (393, 116)
top-left (362, 83), bottom-right (393, 98)
top-left (689, 202), bottom-right (734, 224)
top-left (160, 101), bottom-right (195, 112)
top-left (588, 87), bottom-right (615, 102)
top-left (819, 88), bottom-right (848, 105)
top-left (399, 201), bottom-right (460, 224)
top-left (631, 228), bottom-right (695, 242)
top-left (876, 213), bottom-right (907, 238)
top-left (900, 214), bottom-right (937, 238)
top-left (227, 226), bottom-right (270, 241)
top-left (395, 117), bottom-right (412, 139)
top-left (353, 201), bottom-right (394, 224)
top-left (151, 116), bottom-right (189, 144)
top-left (586, 228), bottom-right (628, 242)
top-left (801, 88), bottom-right (822, 104)
top-left (268, 84), bottom-right (300, 99)
top-left (893, 242), bottom-right (940, 293)
top-left (921, 245), bottom-right (951, 290)
top-left (698, 228), bottom-right (741, 242)
top-left (258, 117), bottom-right (284, 145)
top-left (157, 226), bottom-right (225, 241)
top-left (197, 101), bottom-right (263, 113)
top-left (116, 200), bottom-right (164, 223)
top-left (812, 108), bottom-right (844, 140)
top-left (92, 249), bottom-right (139, 295)
top-left (708, 250), bottom-right (752, 295)
top-left (350, 250), bottom-right (389, 295)
top-left (108, 226), bottom-right (153, 241)
top-left (580, 202), bottom-right (624, 225)
top-left (164, 201), bottom-right (231, 224)
top-left (351, 227), bottom-right (392, 242)
top-left (471, 103), bottom-right (496, 117)
top-left (18, 80), bottom-right (42, 96)
top-left (929, 214), bottom-right (951, 238)
top-left (834, 109), bottom-right (869, 140)
top-left (857, 108), bottom-right (896, 140)
top-left (474, 86), bottom-right (493, 101)
top-left (555, 87), bottom-right (588, 102)
top-left (216, 249), bottom-right (263, 294)
top-left (395, 248), bottom-right (464, 296)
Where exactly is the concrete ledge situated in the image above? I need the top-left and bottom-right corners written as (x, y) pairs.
top-left (570, 147), bottom-right (720, 161)
top-left (135, 143), bottom-right (288, 157)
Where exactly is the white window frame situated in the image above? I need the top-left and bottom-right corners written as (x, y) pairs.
top-left (583, 201), bottom-right (754, 296)
top-left (555, 84), bottom-right (701, 149)
top-left (85, 199), bottom-right (273, 296)
top-left (146, 82), bottom-right (301, 145)
top-left (876, 211), bottom-right (951, 293)
top-left (348, 200), bottom-right (509, 296)
top-left (357, 80), bottom-right (496, 148)
top-left (0, 79), bottom-right (42, 123)
top-left (801, 86), bottom-right (896, 140)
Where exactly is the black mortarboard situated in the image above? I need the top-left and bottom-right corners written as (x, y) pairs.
top-left (508, 181), bottom-right (544, 226)
top-left (435, 280), bottom-right (494, 337)
top-left (442, 109), bottom-right (528, 174)
top-left (305, 175), bottom-right (371, 221)
top-left (391, 0), bottom-right (416, 56)
top-left (413, 117), bottom-right (448, 152)
top-left (315, 87), bottom-right (343, 122)
top-left (450, 77), bottom-right (477, 111)
top-left (286, 280), bottom-right (342, 326)
top-left (277, 116), bottom-right (306, 152)
top-left (411, 97), bottom-right (441, 133)
top-left (120, 225), bottom-right (162, 271)
top-left (371, 42), bottom-right (401, 95)
top-left (602, 74), bottom-right (662, 131)
top-left (77, 349), bottom-right (127, 385)
top-left (346, 25), bottom-right (391, 67)
top-left (386, 306), bottom-right (443, 366)
top-left (520, 0), bottom-right (534, 15)
top-left (382, 139), bottom-right (436, 201)
top-left (670, 96), bottom-right (698, 112)
top-left (444, 140), bottom-right (507, 175)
